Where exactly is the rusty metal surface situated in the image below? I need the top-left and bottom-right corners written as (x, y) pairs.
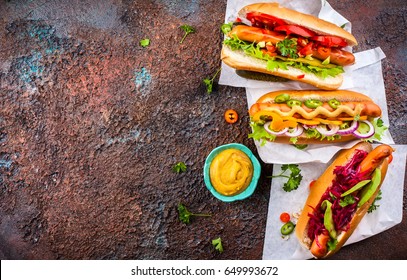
top-left (0, 0), bottom-right (405, 260)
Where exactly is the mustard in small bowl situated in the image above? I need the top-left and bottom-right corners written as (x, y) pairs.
top-left (203, 143), bottom-right (261, 202)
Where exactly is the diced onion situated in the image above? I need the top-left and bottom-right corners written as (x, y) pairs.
top-left (264, 121), bottom-right (288, 135)
top-left (337, 120), bottom-right (359, 135)
top-left (316, 124), bottom-right (339, 136)
top-left (284, 124), bottom-right (304, 137)
top-left (352, 120), bottom-right (375, 139)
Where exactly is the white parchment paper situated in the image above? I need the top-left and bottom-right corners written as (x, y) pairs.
top-left (218, 0), bottom-right (405, 259)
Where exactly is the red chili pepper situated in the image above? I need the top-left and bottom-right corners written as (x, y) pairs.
top-left (224, 109), bottom-right (238, 124)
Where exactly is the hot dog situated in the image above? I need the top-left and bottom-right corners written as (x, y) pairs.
top-left (221, 2), bottom-right (358, 90)
top-left (248, 90), bottom-right (387, 145)
top-left (295, 142), bottom-right (394, 258)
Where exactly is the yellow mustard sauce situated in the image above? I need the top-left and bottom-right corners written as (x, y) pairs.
top-left (209, 148), bottom-right (254, 196)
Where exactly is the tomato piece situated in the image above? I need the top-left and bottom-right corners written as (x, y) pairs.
top-left (266, 44), bottom-right (277, 53)
top-left (246, 12), bottom-right (286, 28)
top-left (311, 36), bottom-right (348, 47)
top-left (297, 37), bottom-right (308, 47)
top-left (224, 109), bottom-right (238, 124)
top-left (298, 42), bottom-right (314, 56)
top-left (280, 212), bottom-right (291, 223)
top-left (274, 25), bottom-right (316, 37)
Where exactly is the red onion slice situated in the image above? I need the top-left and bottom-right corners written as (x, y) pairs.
top-left (337, 120), bottom-right (359, 135)
top-left (264, 121), bottom-right (289, 135)
top-left (316, 124), bottom-right (339, 136)
top-left (284, 124), bottom-right (304, 137)
top-left (303, 124), bottom-right (317, 130)
top-left (352, 120), bottom-right (375, 139)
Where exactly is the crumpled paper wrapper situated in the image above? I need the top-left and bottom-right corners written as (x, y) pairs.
top-left (218, 0), bottom-right (405, 259)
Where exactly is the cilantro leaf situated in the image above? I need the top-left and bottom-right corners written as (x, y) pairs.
top-left (368, 190), bottom-right (382, 213)
top-left (276, 38), bottom-right (299, 59)
top-left (212, 237), bottom-right (224, 253)
top-left (139, 38), bottom-right (150, 47)
top-left (172, 162), bottom-right (187, 173)
top-left (203, 68), bottom-right (221, 94)
top-left (268, 164), bottom-right (303, 192)
top-left (339, 194), bottom-right (356, 207)
top-left (177, 203), bottom-right (211, 225)
top-left (368, 118), bottom-right (388, 142)
top-left (180, 24), bottom-right (195, 44)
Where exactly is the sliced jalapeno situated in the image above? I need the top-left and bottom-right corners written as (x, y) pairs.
top-left (274, 93), bottom-right (290, 103)
top-left (220, 23), bottom-right (233, 34)
top-left (281, 221), bottom-right (295, 235)
top-left (287, 99), bottom-right (302, 107)
top-left (304, 99), bottom-right (323, 109)
top-left (328, 98), bottom-right (341, 109)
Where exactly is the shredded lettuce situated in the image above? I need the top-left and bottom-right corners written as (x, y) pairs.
top-left (369, 118), bottom-right (388, 142)
top-left (248, 122), bottom-right (276, 146)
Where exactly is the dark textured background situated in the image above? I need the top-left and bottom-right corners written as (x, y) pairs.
top-left (0, 0), bottom-right (406, 260)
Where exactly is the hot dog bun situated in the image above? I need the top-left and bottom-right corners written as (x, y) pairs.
top-left (239, 3), bottom-right (357, 46)
top-left (295, 142), bottom-right (392, 258)
top-left (221, 45), bottom-right (343, 90)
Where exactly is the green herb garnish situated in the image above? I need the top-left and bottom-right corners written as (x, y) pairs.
top-left (177, 203), bottom-right (211, 224)
top-left (268, 164), bottom-right (303, 192)
top-left (368, 190), bottom-right (382, 213)
top-left (139, 38), bottom-right (150, 47)
top-left (203, 68), bottom-right (221, 94)
top-left (172, 162), bottom-right (187, 173)
top-left (212, 237), bottom-right (224, 253)
top-left (276, 38), bottom-right (299, 59)
top-left (180, 24), bottom-right (195, 44)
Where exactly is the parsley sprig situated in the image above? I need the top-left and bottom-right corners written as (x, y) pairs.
top-left (276, 38), bottom-right (299, 59)
top-left (139, 38), bottom-right (150, 47)
top-left (268, 164), bottom-right (303, 192)
top-left (172, 162), bottom-right (187, 173)
top-left (177, 203), bottom-right (211, 224)
top-left (180, 24), bottom-right (195, 44)
top-left (212, 237), bottom-right (224, 253)
top-left (368, 190), bottom-right (382, 213)
top-left (203, 68), bottom-right (221, 94)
